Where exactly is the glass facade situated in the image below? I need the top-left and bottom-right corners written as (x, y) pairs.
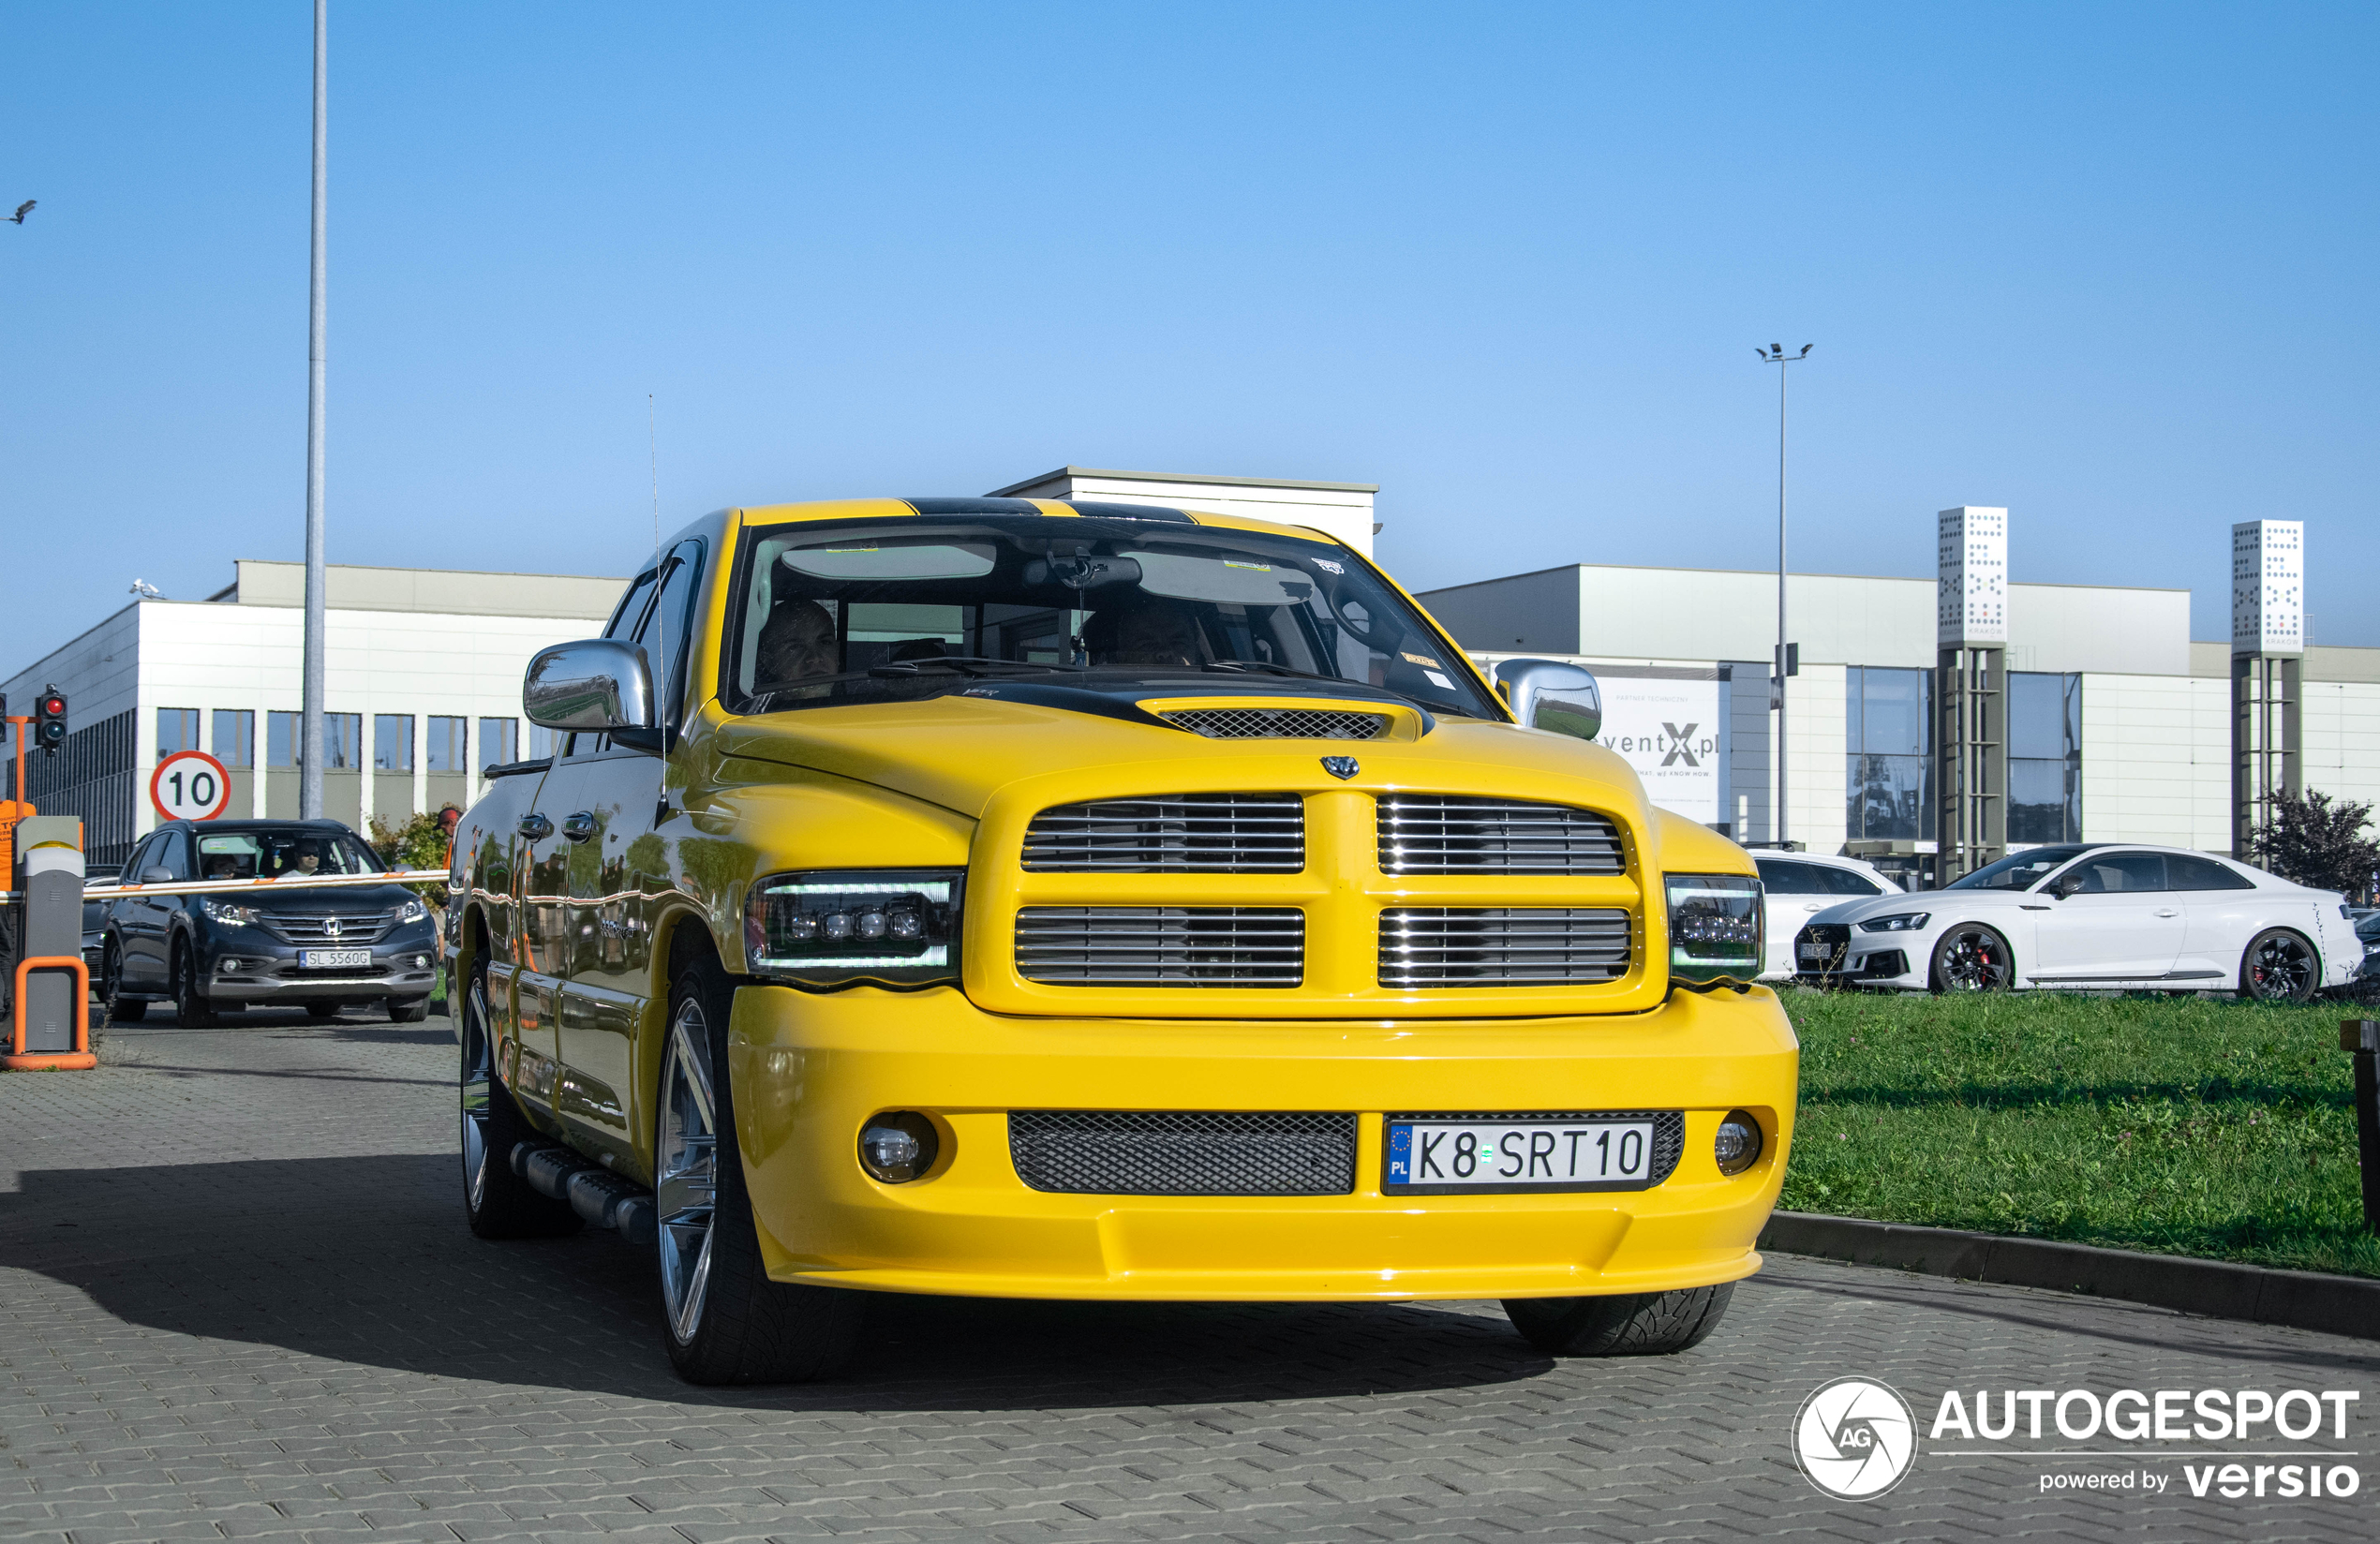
top-left (2009, 672), bottom-right (2082, 842)
top-left (156, 708), bottom-right (200, 761)
top-left (374, 714), bottom-right (414, 772)
top-left (1845, 666), bottom-right (1933, 841)
top-left (267, 711), bottom-right (362, 769)
top-left (428, 717), bottom-right (468, 773)
top-left (478, 717), bottom-right (518, 772)
top-left (213, 709), bottom-right (254, 768)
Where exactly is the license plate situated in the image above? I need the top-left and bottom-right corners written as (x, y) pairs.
top-left (1798, 942), bottom-right (1830, 960)
top-left (301, 948), bottom-right (371, 970)
top-left (1384, 1115), bottom-right (1660, 1194)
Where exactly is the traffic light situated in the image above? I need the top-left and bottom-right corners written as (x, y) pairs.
top-left (34, 687), bottom-right (67, 755)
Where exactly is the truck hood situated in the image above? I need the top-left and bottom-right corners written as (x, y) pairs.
top-left (707, 678), bottom-right (1659, 831)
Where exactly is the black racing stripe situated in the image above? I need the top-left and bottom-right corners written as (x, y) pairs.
top-left (1062, 499), bottom-right (1193, 524)
top-left (902, 497), bottom-right (1046, 516)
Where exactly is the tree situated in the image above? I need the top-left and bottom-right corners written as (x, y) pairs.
top-left (2249, 788), bottom-right (2380, 899)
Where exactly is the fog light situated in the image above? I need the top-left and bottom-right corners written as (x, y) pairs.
top-left (857, 1111), bottom-right (940, 1183)
top-left (414, 954), bottom-right (431, 969)
top-left (1714, 1109), bottom-right (1763, 1176)
top-left (219, 959), bottom-right (243, 972)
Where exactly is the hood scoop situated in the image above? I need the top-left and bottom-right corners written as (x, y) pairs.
top-left (1158, 706), bottom-right (1389, 741)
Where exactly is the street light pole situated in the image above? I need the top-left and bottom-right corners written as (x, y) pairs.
top-left (301, 0), bottom-right (328, 819)
top-left (1756, 344), bottom-right (1812, 847)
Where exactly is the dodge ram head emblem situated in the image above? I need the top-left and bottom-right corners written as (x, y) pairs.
top-left (1321, 756), bottom-right (1360, 780)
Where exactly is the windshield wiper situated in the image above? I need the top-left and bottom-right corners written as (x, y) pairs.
top-left (870, 657), bottom-right (1085, 677)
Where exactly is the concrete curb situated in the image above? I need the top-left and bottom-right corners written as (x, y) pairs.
top-left (1759, 1210), bottom-right (2380, 1344)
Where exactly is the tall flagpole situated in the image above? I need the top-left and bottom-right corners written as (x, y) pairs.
top-left (301, 0), bottom-right (329, 817)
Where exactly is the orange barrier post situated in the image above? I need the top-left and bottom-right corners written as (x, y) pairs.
top-left (6, 956), bottom-right (95, 1071)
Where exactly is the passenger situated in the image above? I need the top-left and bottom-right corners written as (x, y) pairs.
top-left (754, 598), bottom-right (839, 688)
top-left (1084, 600), bottom-right (1205, 667)
top-left (203, 855), bottom-right (238, 881)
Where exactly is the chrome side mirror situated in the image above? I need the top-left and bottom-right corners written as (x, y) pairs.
top-left (524, 639), bottom-right (654, 733)
top-left (1493, 658), bottom-right (1602, 742)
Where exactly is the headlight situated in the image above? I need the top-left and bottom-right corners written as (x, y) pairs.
top-left (1665, 874), bottom-right (1763, 985)
top-left (743, 869), bottom-right (963, 987)
top-left (201, 898), bottom-right (258, 926)
top-left (395, 898), bottom-right (428, 925)
top-left (1858, 912), bottom-right (1932, 932)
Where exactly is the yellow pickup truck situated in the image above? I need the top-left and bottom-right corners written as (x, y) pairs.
top-left (449, 497), bottom-right (1794, 1385)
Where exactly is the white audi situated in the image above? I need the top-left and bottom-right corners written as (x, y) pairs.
top-left (1793, 843), bottom-right (2363, 1001)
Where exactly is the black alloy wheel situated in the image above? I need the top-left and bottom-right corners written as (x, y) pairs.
top-left (101, 942), bottom-right (145, 1022)
top-left (172, 941), bottom-right (214, 1028)
top-left (2240, 928), bottom-right (2319, 1002)
top-left (1929, 924), bottom-right (2014, 993)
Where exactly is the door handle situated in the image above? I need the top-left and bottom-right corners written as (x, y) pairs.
top-left (561, 811), bottom-right (599, 843)
top-left (517, 813), bottom-right (554, 840)
top-left (2155, 907), bottom-right (2180, 918)
top-left (1803, 903), bottom-right (1822, 912)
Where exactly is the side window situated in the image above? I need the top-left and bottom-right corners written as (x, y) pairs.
top-left (605, 572), bottom-right (659, 642)
top-left (634, 540), bottom-right (706, 728)
top-left (2169, 854), bottom-right (2256, 892)
top-left (1755, 859), bottom-right (1823, 895)
top-left (1821, 866), bottom-right (1884, 897)
top-left (153, 833), bottom-right (192, 882)
top-left (128, 835), bottom-right (165, 879)
top-left (2068, 852), bottom-right (2167, 894)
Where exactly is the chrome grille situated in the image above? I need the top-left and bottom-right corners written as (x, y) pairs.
top-left (258, 910), bottom-right (395, 945)
top-left (1160, 707), bottom-right (1389, 740)
top-left (1016, 907), bottom-right (1304, 987)
top-left (1010, 1111), bottom-right (1357, 1195)
top-left (1378, 908), bottom-right (1631, 987)
top-left (1377, 795), bottom-right (1625, 875)
top-left (1022, 794), bottom-right (1303, 872)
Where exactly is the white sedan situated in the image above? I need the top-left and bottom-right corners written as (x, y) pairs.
top-left (1792, 843), bottom-right (2362, 1001)
top-left (1750, 851), bottom-right (1902, 982)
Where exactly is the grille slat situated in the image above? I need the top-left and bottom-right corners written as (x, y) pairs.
top-left (1024, 794), bottom-right (1303, 873)
top-left (1377, 795), bottom-right (1625, 875)
top-left (259, 911), bottom-right (396, 945)
top-left (1379, 908), bottom-right (1631, 987)
top-left (1017, 907), bottom-right (1305, 987)
top-left (1161, 707), bottom-right (1389, 741)
top-left (1010, 1111), bottom-right (1356, 1195)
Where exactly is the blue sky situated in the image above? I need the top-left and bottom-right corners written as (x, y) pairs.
top-left (2, 1), bottom-right (2373, 668)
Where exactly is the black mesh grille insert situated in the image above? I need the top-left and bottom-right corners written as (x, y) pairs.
top-left (1385, 1109), bottom-right (1686, 1188)
top-left (1161, 707), bottom-right (1390, 740)
top-left (1797, 922), bottom-right (1851, 973)
top-left (1376, 795), bottom-right (1625, 875)
top-left (1016, 907), bottom-right (1304, 986)
top-left (1023, 794), bottom-right (1303, 872)
top-left (1009, 1111), bottom-right (1358, 1195)
top-left (1378, 908), bottom-right (1631, 987)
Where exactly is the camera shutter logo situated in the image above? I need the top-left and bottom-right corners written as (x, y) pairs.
top-left (1792, 1376), bottom-right (1918, 1499)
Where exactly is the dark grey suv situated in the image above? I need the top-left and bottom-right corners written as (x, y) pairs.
top-left (101, 820), bottom-right (439, 1026)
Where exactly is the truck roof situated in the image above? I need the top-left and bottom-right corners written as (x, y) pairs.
top-left (731, 497), bottom-right (1345, 548)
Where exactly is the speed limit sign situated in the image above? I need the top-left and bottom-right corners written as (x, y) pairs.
top-left (151, 750), bottom-right (233, 823)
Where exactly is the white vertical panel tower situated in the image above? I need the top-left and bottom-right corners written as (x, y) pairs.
top-left (2231, 519), bottom-right (2303, 862)
top-left (1935, 507), bottom-right (2008, 883)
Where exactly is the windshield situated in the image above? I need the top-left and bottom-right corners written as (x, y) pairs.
top-left (1943, 844), bottom-right (2094, 892)
top-left (197, 828), bottom-right (385, 881)
top-left (721, 515), bottom-right (1501, 720)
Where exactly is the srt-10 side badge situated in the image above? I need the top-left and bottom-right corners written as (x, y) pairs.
top-left (1321, 756), bottom-right (1360, 779)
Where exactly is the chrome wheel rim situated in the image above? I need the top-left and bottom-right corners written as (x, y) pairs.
top-left (1939, 928), bottom-right (2008, 991)
top-left (460, 976), bottom-right (494, 1211)
top-left (656, 998), bottom-right (720, 1345)
top-left (2250, 934), bottom-right (2314, 1001)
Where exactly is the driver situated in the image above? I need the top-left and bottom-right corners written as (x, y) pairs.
top-left (287, 839), bottom-right (325, 876)
top-left (754, 598), bottom-right (839, 687)
top-left (1084, 599), bottom-right (1205, 667)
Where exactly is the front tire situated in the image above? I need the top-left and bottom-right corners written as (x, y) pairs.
top-left (658, 951), bottom-right (864, 1386)
top-left (172, 941), bottom-right (215, 1028)
top-left (102, 943), bottom-right (147, 1022)
top-left (2240, 928), bottom-right (2319, 1002)
top-left (1503, 1284), bottom-right (1734, 1356)
top-left (388, 995), bottom-right (430, 1023)
top-left (459, 962), bottom-right (581, 1240)
top-left (1930, 924), bottom-right (2014, 993)
top-left (306, 1001), bottom-right (341, 1020)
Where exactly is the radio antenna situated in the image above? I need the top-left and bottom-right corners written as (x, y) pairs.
top-left (648, 393), bottom-right (670, 765)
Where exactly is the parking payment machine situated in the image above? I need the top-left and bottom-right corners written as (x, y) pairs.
top-left (5, 814), bottom-right (93, 1069)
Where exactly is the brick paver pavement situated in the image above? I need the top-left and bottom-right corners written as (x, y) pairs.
top-left (5, 1012), bottom-right (2374, 1542)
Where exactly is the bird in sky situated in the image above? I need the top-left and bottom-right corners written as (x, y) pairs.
top-left (6, 200), bottom-right (32, 224)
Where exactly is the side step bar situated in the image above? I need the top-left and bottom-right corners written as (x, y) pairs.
top-left (511, 1140), bottom-right (658, 1248)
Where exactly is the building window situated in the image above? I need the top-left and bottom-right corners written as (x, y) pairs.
top-left (528, 723), bottom-right (558, 759)
top-left (2009, 672), bottom-right (2081, 843)
top-left (374, 714), bottom-right (415, 772)
top-left (157, 708), bottom-right (201, 761)
top-left (478, 717), bottom-right (517, 772)
top-left (1845, 666), bottom-right (1933, 841)
top-left (213, 709), bottom-right (254, 768)
top-left (267, 711), bottom-right (363, 769)
top-left (426, 717), bottom-right (467, 772)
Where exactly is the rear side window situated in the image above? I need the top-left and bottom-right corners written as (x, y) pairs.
top-left (1755, 859), bottom-right (1824, 895)
top-left (1819, 866), bottom-right (1884, 897)
top-left (2066, 852), bottom-right (2168, 894)
top-left (2168, 854), bottom-right (2256, 892)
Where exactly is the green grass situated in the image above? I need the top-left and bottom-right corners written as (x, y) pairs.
top-left (1778, 988), bottom-right (2380, 1279)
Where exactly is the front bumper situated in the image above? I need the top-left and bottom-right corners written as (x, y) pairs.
top-left (728, 984), bottom-right (1799, 1302)
top-left (204, 928), bottom-right (440, 1003)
